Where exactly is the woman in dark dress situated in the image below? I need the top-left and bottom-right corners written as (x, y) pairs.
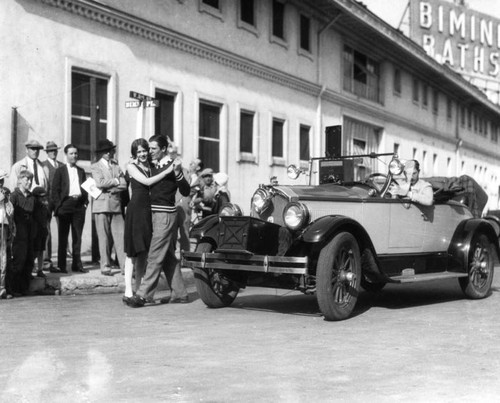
top-left (122, 139), bottom-right (173, 304)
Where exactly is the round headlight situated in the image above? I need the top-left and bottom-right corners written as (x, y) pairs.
top-left (389, 159), bottom-right (404, 176)
top-left (219, 203), bottom-right (243, 217)
top-left (252, 188), bottom-right (271, 214)
top-left (283, 202), bottom-right (309, 230)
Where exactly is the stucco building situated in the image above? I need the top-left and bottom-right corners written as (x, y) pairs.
top-left (3, 0), bottom-right (500, 226)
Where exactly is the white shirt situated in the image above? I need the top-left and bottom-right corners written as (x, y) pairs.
top-left (67, 164), bottom-right (82, 197)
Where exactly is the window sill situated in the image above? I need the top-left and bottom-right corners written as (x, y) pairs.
top-left (270, 35), bottom-right (288, 50)
top-left (237, 20), bottom-right (258, 37)
top-left (199, 2), bottom-right (224, 21)
top-left (298, 47), bottom-right (313, 61)
top-left (238, 152), bottom-right (257, 163)
top-left (299, 161), bottom-right (309, 170)
top-left (271, 156), bottom-right (286, 167)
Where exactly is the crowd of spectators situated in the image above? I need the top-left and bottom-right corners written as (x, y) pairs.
top-left (0, 136), bottom-right (229, 303)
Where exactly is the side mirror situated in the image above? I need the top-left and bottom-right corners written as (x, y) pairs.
top-left (287, 164), bottom-right (302, 180)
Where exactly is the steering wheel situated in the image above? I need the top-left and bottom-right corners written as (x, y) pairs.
top-left (364, 173), bottom-right (388, 194)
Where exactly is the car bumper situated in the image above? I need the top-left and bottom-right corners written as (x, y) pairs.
top-left (182, 251), bottom-right (308, 275)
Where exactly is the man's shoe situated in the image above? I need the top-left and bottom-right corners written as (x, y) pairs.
top-left (101, 269), bottom-right (113, 276)
top-left (42, 260), bottom-right (53, 271)
top-left (59, 268), bottom-right (68, 274)
top-left (36, 271), bottom-right (47, 278)
top-left (170, 296), bottom-right (189, 304)
top-left (73, 267), bottom-right (89, 273)
top-left (160, 296), bottom-right (171, 304)
top-left (0, 289), bottom-right (7, 299)
top-left (127, 295), bottom-right (145, 308)
top-left (49, 267), bottom-right (62, 273)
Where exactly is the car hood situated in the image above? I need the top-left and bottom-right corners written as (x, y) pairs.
top-left (275, 183), bottom-right (369, 202)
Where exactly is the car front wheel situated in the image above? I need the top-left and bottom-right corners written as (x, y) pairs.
top-left (193, 242), bottom-right (240, 308)
top-left (459, 234), bottom-right (495, 299)
top-left (316, 232), bottom-right (361, 321)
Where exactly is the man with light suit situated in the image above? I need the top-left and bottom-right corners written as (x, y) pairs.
top-left (91, 139), bottom-right (127, 276)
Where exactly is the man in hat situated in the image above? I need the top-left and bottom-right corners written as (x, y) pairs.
top-left (9, 139), bottom-right (48, 192)
top-left (42, 141), bottom-right (64, 270)
top-left (191, 168), bottom-right (217, 219)
top-left (91, 139), bottom-right (127, 276)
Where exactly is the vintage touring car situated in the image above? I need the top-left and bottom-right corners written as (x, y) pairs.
top-left (183, 153), bottom-right (498, 321)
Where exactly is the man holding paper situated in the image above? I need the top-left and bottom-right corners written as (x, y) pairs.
top-left (51, 144), bottom-right (88, 273)
top-left (91, 139), bottom-right (127, 276)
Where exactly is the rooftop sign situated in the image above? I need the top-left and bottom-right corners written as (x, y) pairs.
top-left (409, 0), bottom-right (500, 78)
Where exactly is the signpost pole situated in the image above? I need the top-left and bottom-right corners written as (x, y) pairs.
top-left (136, 101), bottom-right (145, 139)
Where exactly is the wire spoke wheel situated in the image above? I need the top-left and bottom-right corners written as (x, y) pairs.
top-left (459, 234), bottom-right (495, 299)
top-left (193, 242), bottom-right (240, 308)
top-left (317, 232), bottom-right (361, 321)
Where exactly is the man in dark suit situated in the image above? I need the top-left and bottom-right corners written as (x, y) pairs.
top-left (50, 144), bottom-right (88, 274)
top-left (42, 141), bottom-right (64, 270)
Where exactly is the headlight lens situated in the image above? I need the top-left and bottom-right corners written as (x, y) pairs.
top-left (252, 188), bottom-right (272, 214)
top-left (219, 203), bottom-right (243, 217)
top-left (283, 202), bottom-right (309, 230)
top-left (389, 159), bottom-right (404, 175)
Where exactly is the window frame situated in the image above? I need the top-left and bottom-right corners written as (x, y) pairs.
top-left (270, 114), bottom-right (288, 166)
top-left (393, 67), bottom-right (401, 96)
top-left (68, 63), bottom-right (116, 166)
top-left (299, 13), bottom-right (311, 54)
top-left (237, 105), bottom-right (259, 163)
top-left (199, 0), bottom-right (224, 20)
top-left (412, 77), bottom-right (419, 103)
top-left (299, 123), bottom-right (311, 166)
top-left (237, 0), bottom-right (258, 36)
top-left (270, 0), bottom-right (286, 47)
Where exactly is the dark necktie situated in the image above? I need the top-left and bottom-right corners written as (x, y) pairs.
top-left (33, 159), bottom-right (39, 185)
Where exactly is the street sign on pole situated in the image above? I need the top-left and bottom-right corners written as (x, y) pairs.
top-left (145, 100), bottom-right (160, 107)
top-left (129, 91), bottom-right (152, 101)
top-left (125, 100), bottom-right (141, 108)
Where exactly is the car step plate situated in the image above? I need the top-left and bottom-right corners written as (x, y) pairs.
top-left (390, 271), bottom-right (468, 283)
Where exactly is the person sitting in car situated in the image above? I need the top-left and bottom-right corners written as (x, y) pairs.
top-left (390, 160), bottom-right (433, 206)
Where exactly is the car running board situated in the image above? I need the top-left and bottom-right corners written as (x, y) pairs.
top-left (389, 271), bottom-right (468, 283)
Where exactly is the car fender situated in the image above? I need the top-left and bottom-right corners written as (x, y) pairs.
top-left (189, 215), bottom-right (219, 245)
top-left (300, 215), bottom-right (375, 251)
top-left (447, 218), bottom-right (500, 271)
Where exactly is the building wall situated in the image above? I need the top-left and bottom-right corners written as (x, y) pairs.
top-left (2, 0), bottom-right (500, 215)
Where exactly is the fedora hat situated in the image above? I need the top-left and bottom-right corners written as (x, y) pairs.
top-left (0, 169), bottom-right (8, 180)
top-left (96, 139), bottom-right (116, 153)
top-left (44, 141), bottom-right (60, 152)
top-left (25, 139), bottom-right (44, 149)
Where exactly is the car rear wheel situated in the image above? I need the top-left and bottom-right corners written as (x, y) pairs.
top-left (193, 242), bottom-right (240, 308)
top-left (459, 234), bottom-right (495, 299)
top-left (316, 232), bottom-right (361, 321)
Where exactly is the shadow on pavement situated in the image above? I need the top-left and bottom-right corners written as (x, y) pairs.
top-left (220, 278), bottom-right (489, 319)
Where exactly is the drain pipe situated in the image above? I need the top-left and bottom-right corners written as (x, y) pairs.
top-left (11, 107), bottom-right (18, 166)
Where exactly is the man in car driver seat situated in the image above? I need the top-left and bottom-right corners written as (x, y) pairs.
top-left (390, 160), bottom-right (433, 206)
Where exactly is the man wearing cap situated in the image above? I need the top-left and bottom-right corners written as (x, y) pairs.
top-left (9, 139), bottom-right (48, 192)
top-left (42, 141), bottom-right (64, 270)
top-left (191, 168), bottom-right (217, 219)
top-left (91, 139), bottom-right (127, 276)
